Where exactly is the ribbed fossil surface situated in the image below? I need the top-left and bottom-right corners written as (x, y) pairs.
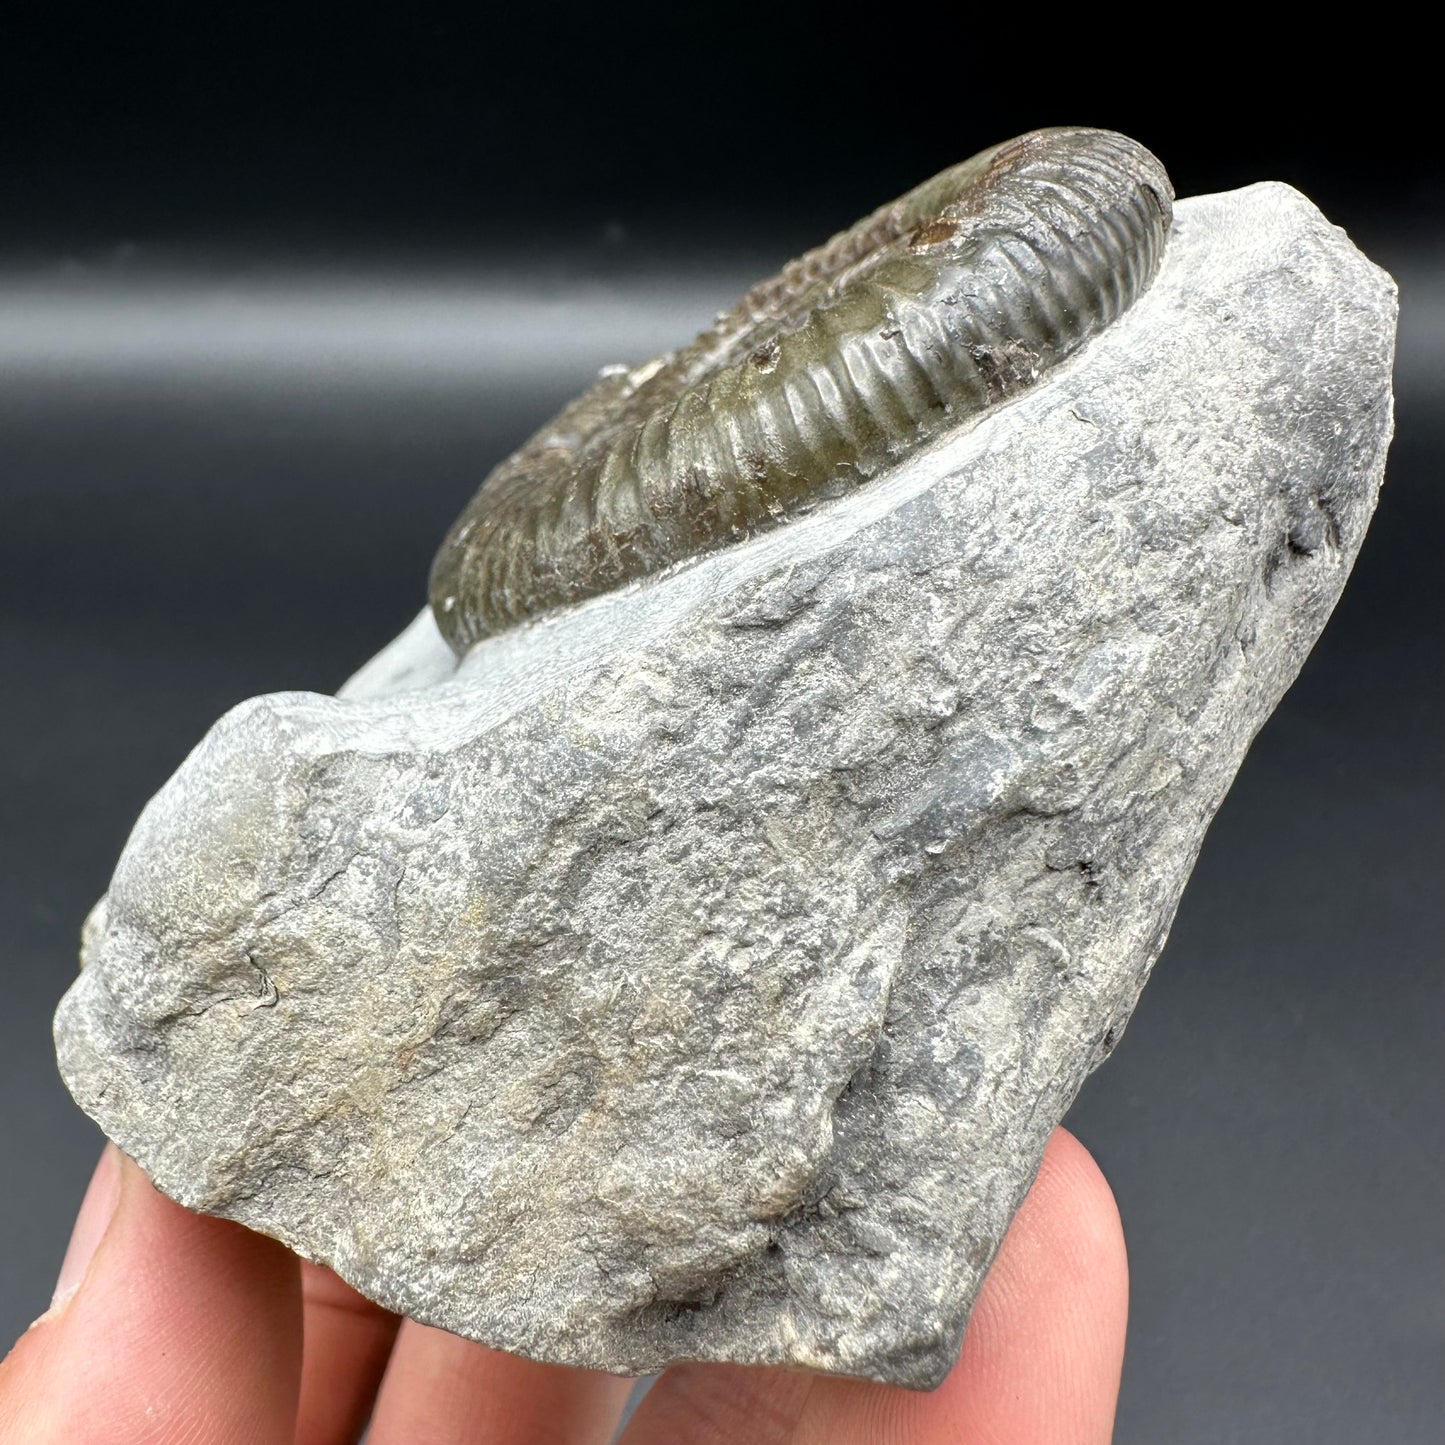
top-left (430, 127), bottom-right (1173, 651)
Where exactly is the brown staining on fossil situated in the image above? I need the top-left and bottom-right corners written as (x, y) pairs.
top-left (908, 218), bottom-right (963, 251)
top-left (749, 340), bottom-right (781, 374)
top-left (429, 127), bottom-right (1174, 652)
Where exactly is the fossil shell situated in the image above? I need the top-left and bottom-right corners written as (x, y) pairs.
top-left (430, 126), bottom-right (1173, 652)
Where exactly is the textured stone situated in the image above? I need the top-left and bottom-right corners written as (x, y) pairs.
top-left (54, 184), bottom-right (1396, 1389)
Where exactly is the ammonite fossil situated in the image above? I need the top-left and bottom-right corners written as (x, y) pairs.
top-left (429, 126), bottom-right (1173, 652)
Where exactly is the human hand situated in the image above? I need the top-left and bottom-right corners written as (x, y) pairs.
top-left (0, 1126), bottom-right (1126, 1444)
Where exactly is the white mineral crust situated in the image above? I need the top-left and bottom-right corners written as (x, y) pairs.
top-left (54, 184), bottom-right (1396, 1388)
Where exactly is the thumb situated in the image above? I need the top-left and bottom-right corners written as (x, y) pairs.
top-left (0, 1145), bottom-right (303, 1444)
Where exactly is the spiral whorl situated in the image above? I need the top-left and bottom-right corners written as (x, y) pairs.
top-left (430, 127), bottom-right (1173, 652)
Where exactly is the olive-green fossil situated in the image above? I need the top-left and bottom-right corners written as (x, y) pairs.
top-left (429, 127), bottom-right (1172, 652)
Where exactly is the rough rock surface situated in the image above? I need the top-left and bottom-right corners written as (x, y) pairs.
top-left (55, 184), bottom-right (1396, 1389)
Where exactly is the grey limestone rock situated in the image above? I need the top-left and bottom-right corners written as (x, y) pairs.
top-left (54, 183), bottom-right (1396, 1389)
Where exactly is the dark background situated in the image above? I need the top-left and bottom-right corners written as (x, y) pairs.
top-left (2, 13), bottom-right (1440, 1442)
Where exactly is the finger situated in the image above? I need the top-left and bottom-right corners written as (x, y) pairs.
top-left (789, 1126), bottom-right (1129, 1444)
top-left (619, 1125), bottom-right (1128, 1445)
top-left (615, 1362), bottom-right (815, 1445)
top-left (295, 1261), bottom-right (402, 1445)
top-left (0, 1145), bottom-right (304, 1445)
top-left (367, 1319), bottom-right (633, 1445)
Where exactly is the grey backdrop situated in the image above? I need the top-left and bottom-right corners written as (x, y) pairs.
top-left (0, 19), bottom-right (1440, 1435)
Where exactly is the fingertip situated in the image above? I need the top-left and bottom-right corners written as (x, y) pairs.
top-left (29, 1143), bottom-right (122, 1327)
top-left (940, 1125), bottom-right (1129, 1444)
top-left (1016, 1126), bottom-right (1129, 1317)
top-left (784, 1126), bottom-right (1129, 1445)
top-left (296, 1262), bottom-right (401, 1445)
top-left (1, 1148), bottom-right (304, 1444)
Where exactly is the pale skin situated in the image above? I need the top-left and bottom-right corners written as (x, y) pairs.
top-left (0, 1127), bottom-right (1127, 1444)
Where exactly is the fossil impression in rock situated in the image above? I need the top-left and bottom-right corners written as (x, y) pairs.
top-left (54, 131), bottom-right (1396, 1391)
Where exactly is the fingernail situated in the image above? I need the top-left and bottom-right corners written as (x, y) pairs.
top-left (46, 1144), bottom-right (122, 1317)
